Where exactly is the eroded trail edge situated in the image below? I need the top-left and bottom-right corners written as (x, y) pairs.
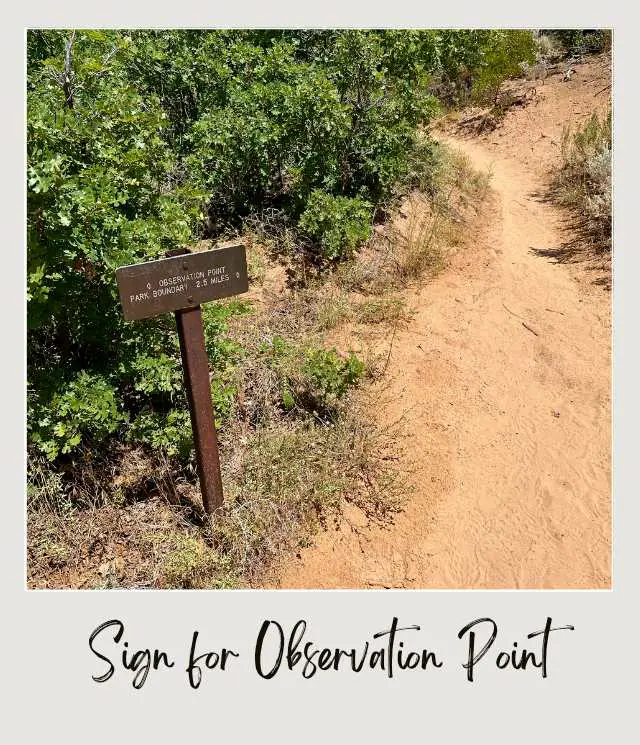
top-left (275, 126), bottom-right (611, 590)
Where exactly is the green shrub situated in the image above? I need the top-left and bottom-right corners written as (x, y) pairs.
top-left (201, 300), bottom-right (251, 368)
top-left (471, 30), bottom-right (536, 104)
top-left (131, 353), bottom-right (182, 396)
top-left (301, 348), bottom-right (365, 404)
top-left (298, 190), bottom-right (372, 261)
top-left (430, 30), bottom-right (537, 107)
top-left (185, 45), bottom-right (347, 222)
top-left (29, 371), bottom-right (124, 460)
top-left (27, 29), bottom-right (497, 464)
top-left (27, 30), bottom-right (203, 460)
top-left (127, 408), bottom-right (193, 459)
top-left (255, 335), bottom-right (365, 415)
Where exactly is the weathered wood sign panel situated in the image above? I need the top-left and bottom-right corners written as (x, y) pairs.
top-left (116, 244), bottom-right (248, 321)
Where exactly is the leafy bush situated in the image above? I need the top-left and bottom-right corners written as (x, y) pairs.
top-left (301, 348), bottom-right (365, 404)
top-left (27, 30), bottom-right (204, 462)
top-left (429, 30), bottom-right (536, 107)
top-left (29, 371), bottom-right (124, 460)
top-left (127, 408), bottom-right (193, 459)
top-left (27, 29), bottom-right (534, 466)
top-left (471, 30), bottom-right (536, 104)
top-left (255, 334), bottom-right (364, 416)
top-left (298, 190), bottom-right (372, 260)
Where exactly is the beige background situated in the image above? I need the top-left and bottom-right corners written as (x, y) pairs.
top-left (7, 4), bottom-right (635, 743)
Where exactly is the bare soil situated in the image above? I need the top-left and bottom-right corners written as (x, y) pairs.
top-left (272, 56), bottom-right (612, 589)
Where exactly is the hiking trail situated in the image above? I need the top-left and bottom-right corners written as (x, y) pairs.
top-left (273, 57), bottom-right (611, 589)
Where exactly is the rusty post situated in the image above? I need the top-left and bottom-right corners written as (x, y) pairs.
top-left (165, 247), bottom-right (223, 515)
top-left (175, 304), bottom-right (224, 514)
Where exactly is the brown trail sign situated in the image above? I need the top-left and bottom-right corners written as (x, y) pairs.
top-left (116, 244), bottom-right (249, 514)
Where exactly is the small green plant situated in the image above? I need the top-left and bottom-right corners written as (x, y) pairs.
top-left (256, 336), bottom-right (365, 414)
top-left (127, 408), bottom-right (193, 459)
top-left (201, 299), bottom-right (252, 368)
top-left (29, 371), bottom-right (124, 460)
top-left (301, 348), bottom-right (365, 403)
top-left (299, 190), bottom-right (373, 261)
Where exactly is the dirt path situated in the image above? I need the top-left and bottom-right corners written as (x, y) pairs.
top-left (274, 67), bottom-right (611, 589)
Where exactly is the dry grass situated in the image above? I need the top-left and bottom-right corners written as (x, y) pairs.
top-left (27, 395), bottom-right (403, 589)
top-left (336, 146), bottom-right (491, 295)
top-left (553, 111), bottom-right (611, 253)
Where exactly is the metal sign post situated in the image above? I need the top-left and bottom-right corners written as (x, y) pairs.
top-left (115, 244), bottom-right (249, 514)
top-left (175, 304), bottom-right (224, 513)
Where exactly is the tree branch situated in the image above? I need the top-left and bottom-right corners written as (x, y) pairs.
top-left (62, 30), bottom-right (76, 109)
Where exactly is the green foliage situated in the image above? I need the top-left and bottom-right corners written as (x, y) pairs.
top-left (201, 300), bottom-right (251, 367)
top-left (127, 408), bottom-right (193, 459)
top-left (185, 43), bottom-right (348, 222)
top-left (471, 30), bottom-right (536, 103)
top-left (124, 301), bottom-right (249, 457)
top-left (131, 353), bottom-right (181, 395)
top-left (181, 30), bottom-right (440, 228)
top-left (27, 29), bottom-right (508, 464)
top-left (430, 30), bottom-right (536, 106)
top-left (302, 349), bottom-right (365, 403)
top-left (299, 190), bottom-right (372, 260)
top-left (434, 29), bottom-right (491, 82)
top-left (257, 335), bottom-right (365, 415)
top-left (27, 30), bottom-right (205, 461)
top-left (29, 371), bottom-right (124, 460)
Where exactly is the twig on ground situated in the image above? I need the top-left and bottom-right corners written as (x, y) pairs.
top-left (502, 301), bottom-right (527, 322)
top-left (382, 318), bottom-right (399, 375)
top-left (503, 302), bottom-right (540, 336)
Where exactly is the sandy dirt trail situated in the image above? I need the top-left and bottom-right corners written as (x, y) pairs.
top-left (274, 73), bottom-right (611, 589)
